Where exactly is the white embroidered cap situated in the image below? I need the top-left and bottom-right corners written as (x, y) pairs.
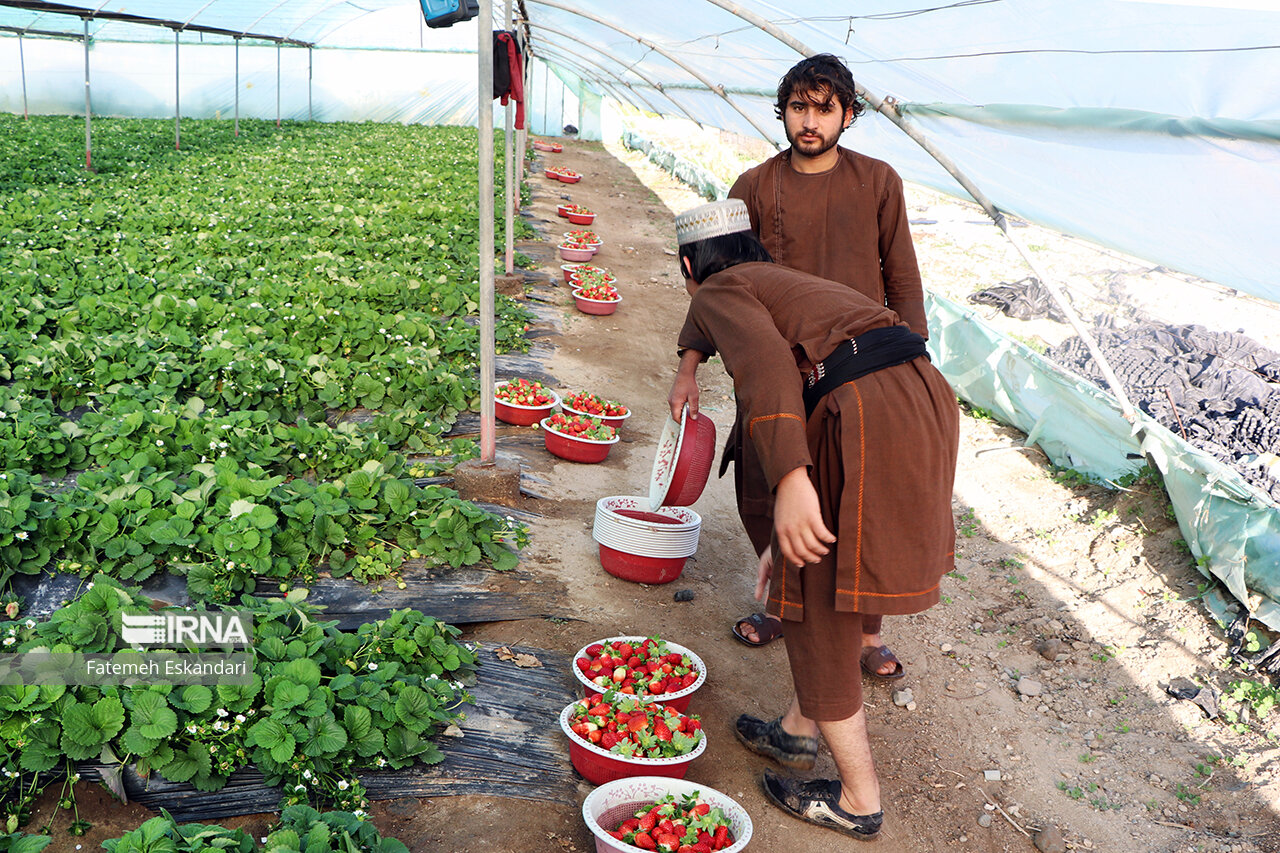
top-left (675, 199), bottom-right (752, 246)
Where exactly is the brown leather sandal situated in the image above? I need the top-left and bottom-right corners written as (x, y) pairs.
top-left (732, 612), bottom-right (784, 647)
top-left (860, 645), bottom-right (906, 681)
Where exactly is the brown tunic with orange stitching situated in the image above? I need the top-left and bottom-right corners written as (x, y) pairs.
top-left (687, 262), bottom-right (958, 619)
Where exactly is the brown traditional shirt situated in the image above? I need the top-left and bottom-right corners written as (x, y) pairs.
top-left (688, 263), bottom-right (958, 616)
top-left (678, 146), bottom-right (926, 356)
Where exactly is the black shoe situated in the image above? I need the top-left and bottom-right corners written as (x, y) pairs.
top-left (761, 768), bottom-right (883, 841)
top-left (734, 715), bottom-right (818, 770)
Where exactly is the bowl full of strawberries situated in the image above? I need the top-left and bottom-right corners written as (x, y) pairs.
top-left (495, 378), bottom-right (559, 426)
top-left (572, 636), bottom-right (706, 713)
top-left (560, 691), bottom-right (705, 785)
top-left (583, 778), bottom-right (752, 853)
top-left (541, 413), bottom-right (619, 463)
top-left (572, 283), bottom-right (622, 316)
top-left (562, 391), bottom-right (631, 430)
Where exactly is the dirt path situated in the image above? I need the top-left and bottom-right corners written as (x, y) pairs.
top-left (32, 138), bottom-right (1278, 853)
top-left (380, 139), bottom-right (1280, 852)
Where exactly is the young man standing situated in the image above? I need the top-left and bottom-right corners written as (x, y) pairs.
top-left (668, 54), bottom-right (926, 676)
top-left (673, 199), bottom-right (957, 840)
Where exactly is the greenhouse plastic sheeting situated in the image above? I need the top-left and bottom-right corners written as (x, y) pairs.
top-left (926, 291), bottom-right (1280, 631)
top-left (3, 1), bottom-right (1277, 303)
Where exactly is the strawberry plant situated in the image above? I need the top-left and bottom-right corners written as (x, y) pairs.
top-left (575, 637), bottom-right (697, 697)
top-left (0, 577), bottom-right (479, 828)
top-left (567, 691), bottom-right (702, 759)
top-left (606, 792), bottom-right (736, 852)
top-left (0, 117), bottom-right (535, 597)
top-left (542, 413), bottom-right (616, 442)
top-left (575, 283), bottom-right (620, 302)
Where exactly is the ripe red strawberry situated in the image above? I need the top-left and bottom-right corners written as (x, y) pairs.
top-left (638, 809), bottom-right (658, 832)
top-left (628, 715), bottom-right (649, 733)
top-left (586, 644), bottom-right (603, 657)
top-left (608, 830), bottom-right (625, 840)
top-left (633, 832), bottom-right (657, 851)
top-left (657, 818), bottom-right (675, 834)
top-left (691, 843), bottom-right (712, 853)
top-left (686, 719), bottom-right (702, 732)
top-left (575, 658), bottom-right (591, 672)
top-left (600, 731), bottom-right (620, 750)
top-left (682, 672), bottom-right (698, 688)
top-left (653, 720), bottom-right (672, 742)
top-left (656, 833), bottom-right (680, 850)
top-left (620, 818), bottom-right (640, 833)
top-left (692, 803), bottom-right (710, 817)
top-left (713, 826), bottom-right (729, 849)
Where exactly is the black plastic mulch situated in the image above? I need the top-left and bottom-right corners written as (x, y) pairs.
top-left (77, 647), bottom-right (578, 821)
top-left (969, 282), bottom-right (1280, 502)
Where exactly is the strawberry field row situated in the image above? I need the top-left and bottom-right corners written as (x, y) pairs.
top-left (0, 116), bottom-right (534, 600)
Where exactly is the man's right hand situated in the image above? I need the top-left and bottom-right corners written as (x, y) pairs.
top-left (668, 350), bottom-right (703, 420)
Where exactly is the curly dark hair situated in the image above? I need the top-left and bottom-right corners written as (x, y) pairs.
top-left (774, 53), bottom-right (864, 124)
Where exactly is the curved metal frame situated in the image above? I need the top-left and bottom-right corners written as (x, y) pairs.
top-left (699, 0), bottom-right (1136, 421)
top-left (527, 21), bottom-right (706, 126)
top-left (525, 0), bottom-right (781, 149)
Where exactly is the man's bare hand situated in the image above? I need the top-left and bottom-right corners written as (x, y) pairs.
top-left (668, 350), bottom-right (704, 420)
top-left (755, 548), bottom-right (773, 602)
top-left (773, 467), bottom-right (835, 567)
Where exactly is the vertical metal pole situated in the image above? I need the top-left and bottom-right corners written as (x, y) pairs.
top-left (83, 18), bottom-right (91, 170)
top-left (503, 0), bottom-right (514, 274)
top-left (174, 30), bottom-right (181, 150)
top-left (518, 36), bottom-right (529, 196)
top-left (542, 61), bottom-right (549, 136)
top-left (234, 38), bottom-right (240, 137)
top-left (478, 0), bottom-right (496, 464)
top-left (18, 33), bottom-right (28, 119)
top-left (276, 42), bottom-right (281, 127)
top-left (308, 47), bottom-right (313, 121)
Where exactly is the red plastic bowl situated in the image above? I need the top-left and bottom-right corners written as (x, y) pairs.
top-left (598, 545), bottom-right (687, 586)
top-left (545, 168), bottom-right (560, 179)
top-left (571, 636), bottom-right (707, 712)
top-left (495, 383), bottom-right (559, 426)
top-left (573, 290), bottom-right (621, 316)
top-left (560, 702), bottom-right (706, 785)
top-left (557, 204), bottom-right (573, 218)
top-left (559, 173), bottom-right (582, 184)
top-left (541, 417), bottom-right (619, 463)
top-left (566, 211), bottom-right (596, 225)
top-left (649, 406), bottom-right (717, 508)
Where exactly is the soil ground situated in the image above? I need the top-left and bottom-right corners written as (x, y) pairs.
top-left (28, 138), bottom-right (1280, 852)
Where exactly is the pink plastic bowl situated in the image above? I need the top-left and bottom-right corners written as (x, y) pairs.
top-left (573, 290), bottom-right (621, 316)
top-left (560, 245), bottom-right (595, 263)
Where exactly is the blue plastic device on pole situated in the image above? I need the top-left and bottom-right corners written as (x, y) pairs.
top-left (419, 0), bottom-right (479, 28)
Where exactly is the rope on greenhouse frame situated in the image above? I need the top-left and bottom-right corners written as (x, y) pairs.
top-left (698, 0), bottom-right (1138, 423)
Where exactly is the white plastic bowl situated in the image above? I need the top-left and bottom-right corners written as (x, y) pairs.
top-left (583, 776), bottom-right (752, 853)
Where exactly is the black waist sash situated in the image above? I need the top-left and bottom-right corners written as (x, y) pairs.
top-left (802, 325), bottom-right (928, 417)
